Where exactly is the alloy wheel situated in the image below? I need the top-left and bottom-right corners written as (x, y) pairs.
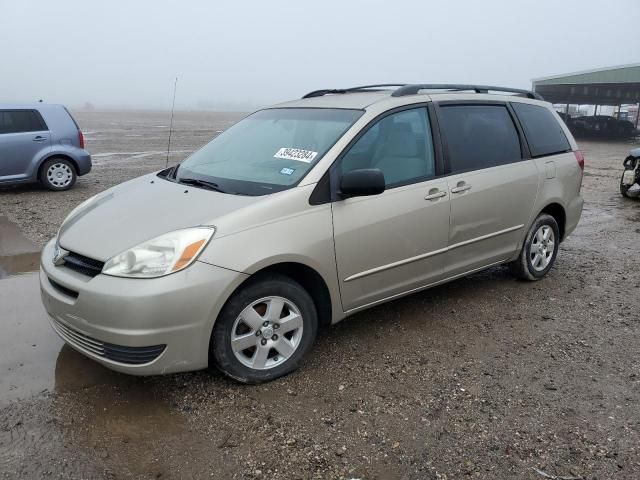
top-left (230, 296), bottom-right (304, 370)
top-left (530, 225), bottom-right (555, 271)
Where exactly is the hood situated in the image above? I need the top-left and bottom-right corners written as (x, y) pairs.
top-left (58, 174), bottom-right (259, 261)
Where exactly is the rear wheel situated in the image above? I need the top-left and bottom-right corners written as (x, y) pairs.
top-left (210, 274), bottom-right (318, 383)
top-left (620, 170), bottom-right (639, 198)
top-left (621, 173), bottom-right (631, 197)
top-left (40, 158), bottom-right (76, 191)
top-left (510, 213), bottom-right (560, 281)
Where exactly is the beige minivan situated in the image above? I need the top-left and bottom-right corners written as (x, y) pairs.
top-left (40, 84), bottom-right (584, 383)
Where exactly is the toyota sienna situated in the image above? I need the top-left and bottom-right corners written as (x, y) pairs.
top-left (40, 84), bottom-right (584, 383)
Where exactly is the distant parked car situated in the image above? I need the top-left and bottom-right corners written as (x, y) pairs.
top-left (571, 115), bottom-right (636, 138)
top-left (621, 147), bottom-right (640, 198)
top-left (0, 104), bottom-right (91, 190)
top-left (555, 111), bottom-right (576, 130)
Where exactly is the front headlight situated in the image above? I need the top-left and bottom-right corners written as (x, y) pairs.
top-left (102, 227), bottom-right (215, 278)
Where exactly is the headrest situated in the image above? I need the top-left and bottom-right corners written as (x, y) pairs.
top-left (378, 121), bottom-right (418, 157)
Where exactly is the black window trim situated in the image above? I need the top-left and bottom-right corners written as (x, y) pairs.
top-left (509, 102), bottom-right (573, 160)
top-left (0, 108), bottom-right (48, 134)
top-left (432, 100), bottom-right (531, 177)
top-left (310, 102), bottom-right (445, 205)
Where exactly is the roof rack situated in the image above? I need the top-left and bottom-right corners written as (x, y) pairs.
top-left (391, 84), bottom-right (544, 100)
top-left (302, 84), bottom-right (407, 99)
top-left (301, 83), bottom-right (544, 100)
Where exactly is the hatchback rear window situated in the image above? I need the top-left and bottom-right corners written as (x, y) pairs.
top-left (439, 104), bottom-right (522, 173)
top-left (512, 103), bottom-right (571, 157)
top-left (0, 109), bottom-right (47, 134)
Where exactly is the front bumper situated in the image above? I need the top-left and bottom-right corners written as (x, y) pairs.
top-left (40, 239), bottom-right (247, 375)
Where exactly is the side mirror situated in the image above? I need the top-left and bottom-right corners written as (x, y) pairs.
top-left (339, 168), bottom-right (385, 198)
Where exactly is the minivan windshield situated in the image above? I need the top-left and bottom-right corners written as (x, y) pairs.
top-left (172, 108), bottom-right (363, 196)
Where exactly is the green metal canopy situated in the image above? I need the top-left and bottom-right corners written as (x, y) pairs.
top-left (532, 64), bottom-right (640, 105)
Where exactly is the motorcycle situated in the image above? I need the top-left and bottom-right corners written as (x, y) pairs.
top-left (621, 147), bottom-right (640, 198)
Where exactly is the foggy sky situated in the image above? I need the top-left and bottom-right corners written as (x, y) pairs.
top-left (2, 0), bottom-right (639, 110)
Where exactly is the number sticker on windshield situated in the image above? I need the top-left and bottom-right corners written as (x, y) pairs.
top-left (274, 147), bottom-right (318, 163)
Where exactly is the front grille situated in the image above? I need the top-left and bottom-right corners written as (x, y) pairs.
top-left (52, 318), bottom-right (166, 365)
top-left (48, 277), bottom-right (79, 299)
top-left (63, 252), bottom-right (105, 277)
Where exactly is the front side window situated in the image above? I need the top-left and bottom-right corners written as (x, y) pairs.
top-left (173, 108), bottom-right (362, 196)
top-left (439, 104), bottom-right (522, 173)
top-left (339, 108), bottom-right (435, 187)
top-left (512, 103), bottom-right (571, 157)
top-left (0, 110), bottom-right (46, 134)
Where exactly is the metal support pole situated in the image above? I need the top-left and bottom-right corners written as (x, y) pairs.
top-left (635, 102), bottom-right (640, 129)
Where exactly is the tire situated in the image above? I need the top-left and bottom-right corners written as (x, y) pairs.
top-left (40, 157), bottom-right (76, 191)
top-left (509, 213), bottom-right (560, 281)
top-left (620, 171), bottom-right (631, 198)
top-left (210, 273), bottom-right (318, 384)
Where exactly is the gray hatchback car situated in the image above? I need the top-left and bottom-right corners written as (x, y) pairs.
top-left (40, 84), bottom-right (583, 383)
top-left (0, 104), bottom-right (91, 190)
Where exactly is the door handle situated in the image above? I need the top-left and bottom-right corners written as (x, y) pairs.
top-left (451, 184), bottom-right (471, 194)
top-left (424, 190), bottom-right (447, 200)
top-left (33, 136), bottom-right (47, 142)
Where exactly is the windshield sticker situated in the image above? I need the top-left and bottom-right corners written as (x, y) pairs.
top-left (280, 167), bottom-right (295, 176)
top-left (274, 147), bottom-right (318, 163)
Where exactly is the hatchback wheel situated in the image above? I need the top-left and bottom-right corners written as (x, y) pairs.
top-left (211, 274), bottom-right (318, 383)
top-left (40, 158), bottom-right (76, 191)
top-left (510, 213), bottom-right (560, 280)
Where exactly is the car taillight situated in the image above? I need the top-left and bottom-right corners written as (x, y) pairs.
top-left (574, 150), bottom-right (584, 171)
top-left (78, 130), bottom-right (85, 149)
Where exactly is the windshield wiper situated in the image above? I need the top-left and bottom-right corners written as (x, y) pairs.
top-left (178, 177), bottom-right (227, 193)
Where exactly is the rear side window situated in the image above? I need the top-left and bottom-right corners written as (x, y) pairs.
top-left (0, 110), bottom-right (47, 134)
top-left (512, 103), bottom-right (571, 157)
top-left (439, 104), bottom-right (521, 173)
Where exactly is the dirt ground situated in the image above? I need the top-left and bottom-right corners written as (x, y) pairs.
top-left (0, 111), bottom-right (639, 480)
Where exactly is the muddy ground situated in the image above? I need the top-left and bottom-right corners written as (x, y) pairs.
top-left (1, 111), bottom-right (639, 480)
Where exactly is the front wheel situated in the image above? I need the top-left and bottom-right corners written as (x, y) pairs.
top-left (510, 213), bottom-right (560, 281)
top-left (210, 274), bottom-right (318, 383)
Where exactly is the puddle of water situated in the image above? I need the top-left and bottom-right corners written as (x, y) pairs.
top-left (0, 216), bottom-right (41, 278)
top-left (0, 272), bottom-right (63, 404)
top-left (0, 251), bottom-right (40, 277)
top-left (0, 216), bottom-right (133, 405)
top-left (0, 271), bottom-right (136, 405)
top-left (0, 270), bottom-right (191, 477)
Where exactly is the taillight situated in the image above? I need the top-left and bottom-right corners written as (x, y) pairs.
top-left (78, 130), bottom-right (85, 149)
top-left (574, 150), bottom-right (584, 171)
